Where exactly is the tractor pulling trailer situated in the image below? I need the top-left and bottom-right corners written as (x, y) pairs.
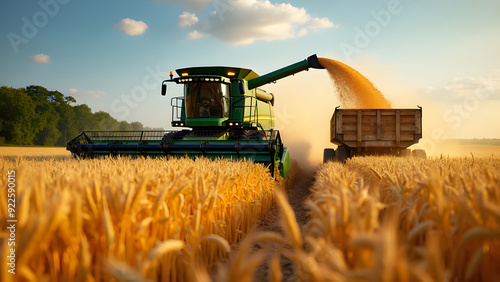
top-left (67, 55), bottom-right (325, 178)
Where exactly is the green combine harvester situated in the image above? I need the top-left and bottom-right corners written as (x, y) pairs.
top-left (67, 55), bottom-right (324, 177)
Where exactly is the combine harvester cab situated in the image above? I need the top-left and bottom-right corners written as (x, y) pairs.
top-left (67, 55), bottom-right (325, 178)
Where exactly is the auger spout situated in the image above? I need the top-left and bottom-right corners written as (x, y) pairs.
top-left (247, 54), bottom-right (324, 90)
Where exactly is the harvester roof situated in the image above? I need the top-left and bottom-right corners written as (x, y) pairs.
top-left (176, 66), bottom-right (259, 80)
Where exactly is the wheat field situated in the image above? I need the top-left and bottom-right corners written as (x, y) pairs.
top-left (259, 156), bottom-right (500, 282)
top-left (2, 149), bottom-right (500, 282)
top-left (0, 155), bottom-right (277, 282)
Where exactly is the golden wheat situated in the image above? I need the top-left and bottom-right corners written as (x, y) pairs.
top-left (3, 148), bottom-right (499, 281)
top-left (258, 156), bottom-right (500, 281)
top-left (0, 155), bottom-right (277, 281)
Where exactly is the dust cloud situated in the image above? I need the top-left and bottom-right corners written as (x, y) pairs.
top-left (263, 70), bottom-right (335, 170)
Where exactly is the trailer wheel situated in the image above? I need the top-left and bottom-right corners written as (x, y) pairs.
top-left (336, 147), bottom-right (348, 162)
top-left (323, 149), bottom-right (335, 163)
top-left (412, 149), bottom-right (427, 159)
top-left (400, 149), bottom-right (412, 157)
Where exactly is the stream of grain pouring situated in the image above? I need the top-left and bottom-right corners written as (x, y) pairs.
top-left (318, 58), bottom-right (392, 109)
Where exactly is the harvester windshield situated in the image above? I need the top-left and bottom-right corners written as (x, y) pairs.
top-left (185, 82), bottom-right (229, 118)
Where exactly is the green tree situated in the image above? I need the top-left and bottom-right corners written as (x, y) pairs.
top-left (93, 111), bottom-right (119, 131)
top-left (118, 121), bottom-right (132, 131)
top-left (55, 95), bottom-right (77, 145)
top-left (1, 85), bottom-right (156, 145)
top-left (73, 104), bottom-right (96, 131)
top-left (0, 86), bottom-right (40, 144)
top-left (25, 86), bottom-right (62, 146)
top-left (130, 121), bottom-right (144, 131)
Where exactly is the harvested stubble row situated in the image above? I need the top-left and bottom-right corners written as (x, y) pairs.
top-left (263, 156), bottom-right (500, 281)
top-left (0, 156), bottom-right (276, 282)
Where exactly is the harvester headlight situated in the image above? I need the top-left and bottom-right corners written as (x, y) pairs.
top-left (188, 78), bottom-right (192, 82)
top-left (180, 123), bottom-right (184, 126)
top-left (227, 72), bottom-right (235, 77)
top-left (210, 78), bottom-right (214, 81)
top-left (181, 72), bottom-right (189, 77)
top-left (229, 122), bottom-right (234, 126)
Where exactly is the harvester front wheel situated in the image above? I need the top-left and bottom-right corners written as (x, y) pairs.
top-left (323, 148), bottom-right (335, 163)
top-left (242, 130), bottom-right (267, 141)
top-left (162, 130), bottom-right (190, 141)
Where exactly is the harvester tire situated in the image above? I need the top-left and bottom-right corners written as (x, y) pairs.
top-left (412, 149), bottom-right (427, 159)
top-left (335, 147), bottom-right (348, 162)
top-left (323, 148), bottom-right (335, 163)
top-left (242, 130), bottom-right (266, 141)
top-left (162, 130), bottom-right (190, 141)
top-left (400, 149), bottom-right (412, 157)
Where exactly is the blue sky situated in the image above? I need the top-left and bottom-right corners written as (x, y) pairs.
top-left (1, 0), bottom-right (500, 161)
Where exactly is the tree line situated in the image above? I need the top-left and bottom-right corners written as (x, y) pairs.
top-left (0, 85), bottom-right (157, 146)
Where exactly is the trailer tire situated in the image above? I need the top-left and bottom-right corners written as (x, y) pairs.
top-left (400, 149), bottom-right (412, 157)
top-left (323, 149), bottom-right (335, 163)
top-left (336, 147), bottom-right (348, 162)
top-left (412, 149), bottom-right (427, 159)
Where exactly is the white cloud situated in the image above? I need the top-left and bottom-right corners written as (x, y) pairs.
top-left (297, 28), bottom-right (307, 37)
top-left (308, 17), bottom-right (338, 30)
top-left (31, 54), bottom-right (50, 63)
top-left (444, 77), bottom-right (499, 97)
top-left (114, 18), bottom-right (148, 36)
top-left (67, 88), bottom-right (106, 98)
top-left (188, 30), bottom-right (205, 39)
top-left (427, 71), bottom-right (500, 101)
top-left (178, 12), bottom-right (198, 28)
top-left (178, 0), bottom-right (337, 45)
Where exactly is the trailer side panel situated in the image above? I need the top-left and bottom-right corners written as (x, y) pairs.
top-left (331, 108), bottom-right (422, 150)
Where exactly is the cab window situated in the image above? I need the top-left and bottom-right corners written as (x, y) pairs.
top-left (185, 82), bottom-right (229, 118)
